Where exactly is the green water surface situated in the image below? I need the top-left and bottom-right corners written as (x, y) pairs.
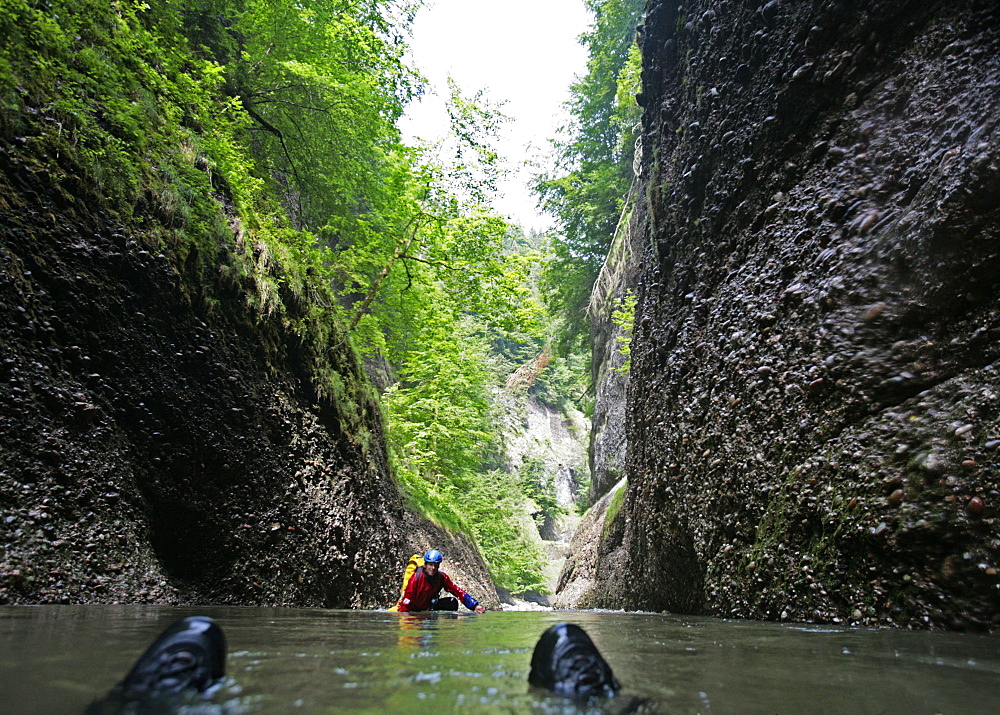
top-left (1, 606), bottom-right (997, 713)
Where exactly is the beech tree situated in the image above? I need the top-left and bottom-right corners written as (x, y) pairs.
top-left (535, 0), bottom-right (645, 348)
top-left (335, 83), bottom-right (545, 364)
top-left (181, 0), bottom-right (419, 234)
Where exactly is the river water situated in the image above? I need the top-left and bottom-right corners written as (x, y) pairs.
top-left (1, 605), bottom-right (998, 713)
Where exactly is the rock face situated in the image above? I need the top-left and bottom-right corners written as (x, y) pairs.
top-left (594, 0), bottom-right (1000, 628)
top-left (504, 395), bottom-right (590, 520)
top-left (0, 159), bottom-right (408, 607)
top-left (552, 478), bottom-right (626, 608)
top-left (588, 186), bottom-right (644, 504)
top-left (589, 328), bottom-right (629, 505)
top-left (501, 392), bottom-right (589, 597)
top-left (510, 398), bottom-right (589, 472)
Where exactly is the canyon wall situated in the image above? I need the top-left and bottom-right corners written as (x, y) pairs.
top-left (0, 156), bottom-right (411, 607)
top-left (594, 0), bottom-right (1000, 628)
top-left (588, 179), bottom-right (645, 504)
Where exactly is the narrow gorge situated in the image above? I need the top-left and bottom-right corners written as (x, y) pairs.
top-left (1, 0), bottom-right (997, 632)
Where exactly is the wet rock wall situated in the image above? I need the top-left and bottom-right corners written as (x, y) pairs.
top-left (588, 184), bottom-right (645, 504)
top-left (596, 0), bottom-right (1000, 628)
top-left (0, 158), bottom-right (407, 607)
top-left (588, 339), bottom-right (629, 504)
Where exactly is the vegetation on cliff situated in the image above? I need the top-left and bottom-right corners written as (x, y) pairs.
top-left (535, 0), bottom-right (644, 350)
top-left (0, 0), bottom-right (596, 596)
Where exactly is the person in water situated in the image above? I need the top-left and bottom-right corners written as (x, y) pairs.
top-left (396, 549), bottom-right (487, 613)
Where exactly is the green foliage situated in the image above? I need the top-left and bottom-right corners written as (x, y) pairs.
top-left (457, 469), bottom-right (548, 593)
top-left (386, 313), bottom-right (495, 484)
top-left (393, 467), bottom-right (468, 535)
top-left (611, 290), bottom-right (636, 375)
top-left (330, 86), bottom-right (545, 356)
top-left (0, 0), bottom-right (565, 594)
top-left (533, 350), bottom-right (592, 413)
top-left (535, 0), bottom-right (645, 348)
top-left (384, 312), bottom-right (548, 592)
top-left (0, 0), bottom-right (238, 225)
top-left (196, 0), bottom-right (421, 233)
top-left (484, 232), bottom-right (591, 414)
top-left (519, 457), bottom-right (563, 527)
top-left (603, 478), bottom-right (628, 539)
top-left (0, 0), bottom-right (411, 442)
top-left (444, 78), bottom-right (506, 204)
top-left (574, 469), bottom-right (593, 515)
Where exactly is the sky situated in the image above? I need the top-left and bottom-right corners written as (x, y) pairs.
top-left (397, 0), bottom-right (592, 233)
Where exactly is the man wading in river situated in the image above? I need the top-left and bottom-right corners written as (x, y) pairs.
top-left (393, 549), bottom-right (487, 613)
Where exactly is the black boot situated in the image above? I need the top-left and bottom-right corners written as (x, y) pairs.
top-left (529, 623), bottom-right (619, 699)
top-left (430, 596), bottom-right (460, 611)
top-left (87, 616), bottom-right (226, 713)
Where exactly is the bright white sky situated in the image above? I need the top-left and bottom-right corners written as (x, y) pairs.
top-left (398, 0), bottom-right (592, 232)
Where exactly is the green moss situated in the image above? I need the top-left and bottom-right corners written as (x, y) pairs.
top-left (749, 468), bottom-right (799, 561)
top-left (0, 0), bottom-right (386, 457)
top-left (602, 479), bottom-right (628, 540)
top-left (394, 468), bottom-right (467, 535)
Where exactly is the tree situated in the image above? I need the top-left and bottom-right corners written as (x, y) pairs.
top-left (2, 0), bottom-right (554, 593)
top-left (184, 0), bottom-right (420, 234)
top-left (334, 82), bottom-right (545, 361)
top-left (386, 311), bottom-right (495, 485)
top-left (535, 0), bottom-right (645, 349)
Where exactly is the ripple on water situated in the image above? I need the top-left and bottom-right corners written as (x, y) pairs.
top-left (1, 606), bottom-right (999, 713)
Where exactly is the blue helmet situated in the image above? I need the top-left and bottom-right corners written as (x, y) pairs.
top-left (423, 549), bottom-right (444, 564)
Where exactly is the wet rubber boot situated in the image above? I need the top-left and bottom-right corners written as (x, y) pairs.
top-left (528, 622), bottom-right (619, 699)
top-left (86, 616), bottom-right (226, 713)
top-left (430, 596), bottom-right (460, 611)
top-left (121, 615), bottom-right (226, 695)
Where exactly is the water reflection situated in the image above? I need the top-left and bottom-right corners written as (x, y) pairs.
top-left (395, 611), bottom-right (471, 650)
top-left (1, 606), bottom-right (999, 713)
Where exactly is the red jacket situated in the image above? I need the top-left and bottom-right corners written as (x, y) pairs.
top-left (397, 566), bottom-right (478, 612)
